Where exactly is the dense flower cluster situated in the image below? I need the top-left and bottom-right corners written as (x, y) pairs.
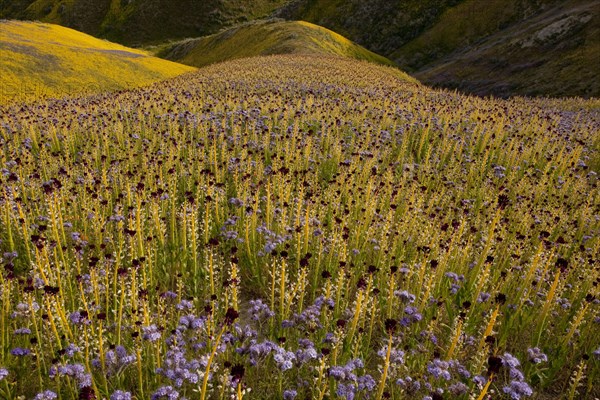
top-left (0, 55), bottom-right (598, 398)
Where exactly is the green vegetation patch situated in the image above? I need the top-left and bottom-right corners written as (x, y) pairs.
top-left (157, 19), bottom-right (398, 69)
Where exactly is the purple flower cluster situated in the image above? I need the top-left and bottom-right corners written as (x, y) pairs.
top-left (248, 299), bottom-right (275, 321)
top-left (110, 390), bottom-right (132, 400)
top-left (69, 310), bottom-right (90, 325)
top-left (501, 353), bottom-right (533, 399)
top-left (396, 376), bottom-right (421, 394)
top-left (427, 359), bottom-right (452, 381)
top-left (151, 385), bottom-right (179, 400)
top-left (256, 224), bottom-right (291, 255)
top-left (400, 305), bottom-right (423, 327)
top-left (294, 339), bottom-right (318, 366)
top-left (377, 345), bottom-right (405, 364)
top-left (527, 347), bottom-right (548, 364)
top-left (394, 290), bottom-right (416, 303)
top-left (63, 343), bottom-right (81, 358)
top-left (33, 390), bottom-right (58, 400)
top-left (328, 359), bottom-right (375, 400)
top-left (49, 363), bottom-right (92, 388)
top-left (10, 347), bottom-right (31, 356)
top-left (273, 346), bottom-right (297, 371)
top-left (92, 345), bottom-right (136, 376)
top-left (142, 324), bottom-right (162, 342)
top-left (156, 347), bottom-right (201, 387)
top-left (283, 296), bottom-right (333, 330)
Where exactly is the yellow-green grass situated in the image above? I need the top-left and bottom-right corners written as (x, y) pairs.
top-left (158, 19), bottom-right (399, 69)
top-left (0, 20), bottom-right (195, 103)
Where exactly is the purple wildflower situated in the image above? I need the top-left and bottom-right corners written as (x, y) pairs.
top-left (156, 347), bottom-right (201, 387)
top-left (283, 389), bottom-right (297, 400)
top-left (49, 363), bottom-right (92, 388)
top-left (336, 382), bottom-right (356, 400)
top-left (178, 314), bottom-right (205, 330)
top-left (64, 343), bottom-right (81, 357)
top-left (249, 299), bottom-right (275, 321)
top-left (33, 391), bottom-right (58, 400)
top-left (69, 310), bottom-right (90, 325)
top-left (527, 347), bottom-right (548, 364)
top-left (111, 390), bottom-right (132, 400)
top-left (503, 380), bottom-right (533, 399)
top-left (176, 299), bottom-right (194, 310)
top-left (357, 374), bottom-right (376, 391)
top-left (10, 347), bottom-right (30, 356)
top-left (377, 346), bottom-right (405, 364)
top-left (142, 324), bottom-right (162, 342)
top-left (151, 386), bottom-right (179, 400)
top-left (93, 345), bottom-right (136, 376)
top-left (502, 353), bottom-right (521, 369)
top-left (478, 292), bottom-right (491, 303)
top-left (395, 290), bottom-right (416, 303)
top-left (427, 359), bottom-right (451, 380)
top-left (473, 375), bottom-right (488, 387)
top-left (273, 347), bottom-right (296, 371)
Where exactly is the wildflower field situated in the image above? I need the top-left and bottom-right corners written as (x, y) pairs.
top-left (0, 55), bottom-right (599, 400)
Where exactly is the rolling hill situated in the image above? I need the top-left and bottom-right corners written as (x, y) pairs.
top-left (0, 20), bottom-right (195, 103)
top-left (1, 1), bottom-right (598, 97)
top-left (157, 20), bottom-right (398, 69)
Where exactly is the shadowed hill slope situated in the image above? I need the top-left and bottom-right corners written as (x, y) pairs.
top-left (157, 20), bottom-right (398, 69)
top-left (0, 0), bottom-right (288, 45)
top-left (0, 20), bottom-right (195, 103)
top-left (391, 0), bottom-right (600, 98)
top-left (278, 0), bottom-right (600, 98)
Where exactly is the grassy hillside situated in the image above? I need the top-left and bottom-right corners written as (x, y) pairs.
top-left (276, 0), bottom-right (462, 55)
top-left (2, 0), bottom-right (597, 97)
top-left (1, 54), bottom-right (599, 399)
top-left (157, 20), bottom-right (398, 69)
top-left (0, 20), bottom-right (195, 103)
top-left (0, 0), bottom-right (288, 45)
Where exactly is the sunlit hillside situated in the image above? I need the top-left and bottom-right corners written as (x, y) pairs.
top-left (0, 20), bottom-right (195, 103)
top-left (157, 20), bottom-right (398, 69)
